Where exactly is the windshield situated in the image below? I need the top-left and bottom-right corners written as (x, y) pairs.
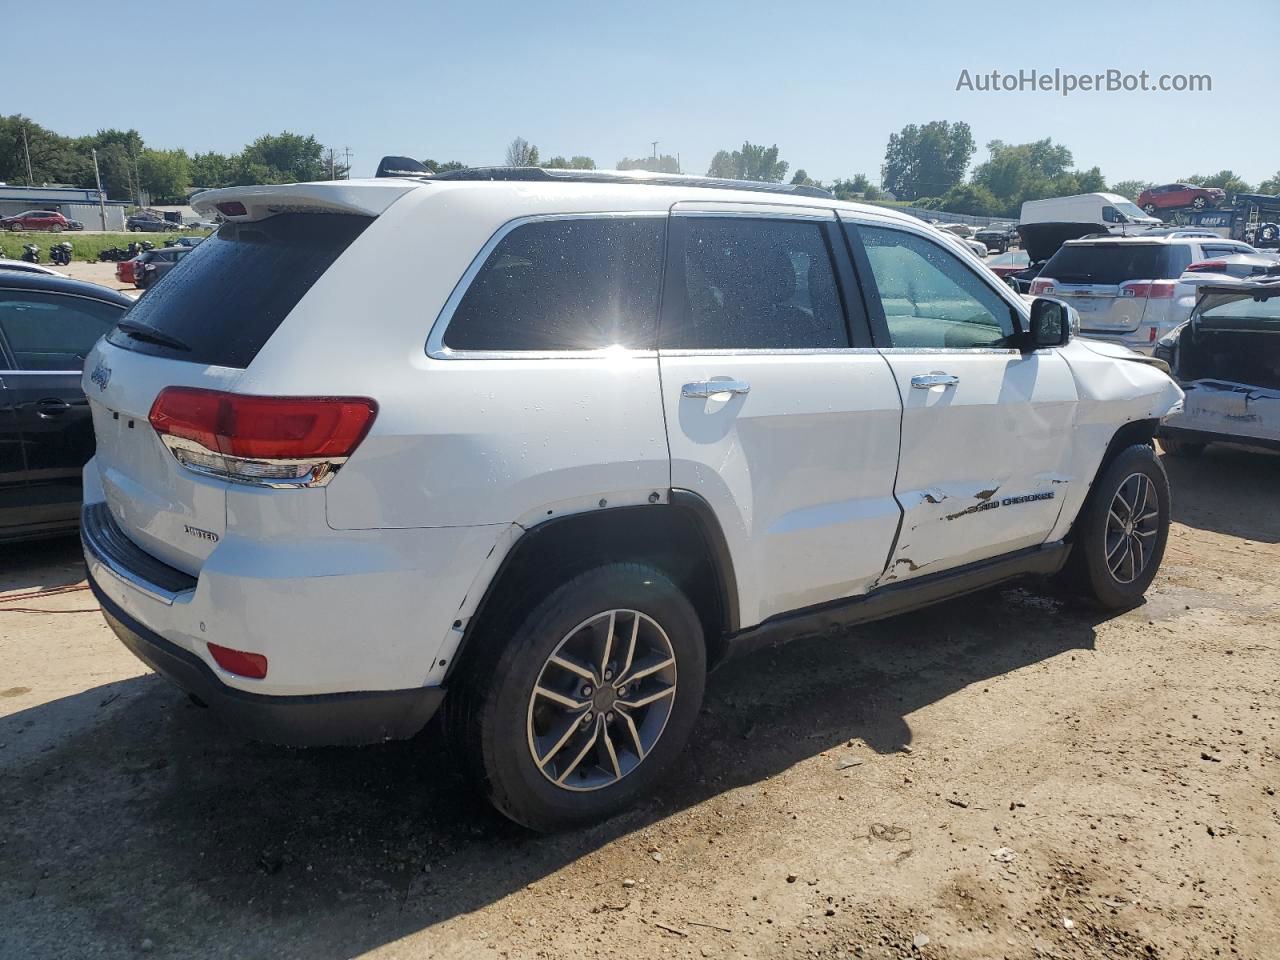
top-left (1198, 289), bottom-right (1280, 329)
top-left (1043, 243), bottom-right (1190, 284)
top-left (1115, 201), bottom-right (1152, 219)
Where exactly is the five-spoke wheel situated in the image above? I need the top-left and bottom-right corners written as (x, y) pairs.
top-left (1104, 473), bottom-right (1161, 584)
top-left (527, 609), bottom-right (677, 791)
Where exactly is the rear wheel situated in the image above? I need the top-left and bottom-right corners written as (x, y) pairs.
top-left (1160, 436), bottom-right (1205, 458)
top-left (1062, 444), bottom-right (1170, 609)
top-left (451, 563), bottom-right (707, 831)
top-left (1143, 203), bottom-right (1157, 214)
top-left (1192, 196), bottom-right (1207, 210)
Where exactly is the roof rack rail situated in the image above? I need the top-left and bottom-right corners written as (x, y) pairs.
top-left (425, 165), bottom-right (836, 200)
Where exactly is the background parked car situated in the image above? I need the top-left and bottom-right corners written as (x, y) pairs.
top-left (0, 271), bottom-right (131, 541)
top-left (65, 218), bottom-right (85, 231)
top-left (2, 210), bottom-right (70, 233)
top-left (985, 248), bottom-right (1031, 279)
top-left (1138, 183), bottom-right (1226, 213)
top-left (0, 259), bottom-right (67, 277)
top-left (133, 247), bottom-right (191, 288)
top-left (164, 235), bottom-right (204, 249)
top-left (1031, 234), bottom-right (1259, 352)
top-left (127, 212), bottom-right (179, 232)
top-left (975, 223), bottom-right (1017, 253)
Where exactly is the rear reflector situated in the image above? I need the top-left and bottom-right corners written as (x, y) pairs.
top-left (216, 201), bottom-right (247, 217)
top-left (149, 388), bottom-right (377, 487)
top-left (208, 642), bottom-right (268, 679)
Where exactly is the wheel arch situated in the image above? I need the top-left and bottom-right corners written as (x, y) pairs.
top-left (1064, 417), bottom-right (1160, 543)
top-left (444, 491), bottom-right (739, 682)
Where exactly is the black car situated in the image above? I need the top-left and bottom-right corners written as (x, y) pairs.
top-left (975, 223), bottom-right (1017, 254)
top-left (0, 272), bottom-right (131, 541)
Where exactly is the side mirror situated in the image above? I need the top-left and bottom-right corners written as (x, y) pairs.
top-left (1003, 274), bottom-right (1021, 293)
top-left (1028, 298), bottom-right (1071, 348)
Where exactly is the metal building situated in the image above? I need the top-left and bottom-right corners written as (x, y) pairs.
top-left (0, 185), bottom-right (130, 231)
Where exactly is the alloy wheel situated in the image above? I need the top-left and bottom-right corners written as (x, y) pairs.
top-left (526, 609), bottom-right (677, 792)
top-left (1105, 472), bottom-right (1160, 584)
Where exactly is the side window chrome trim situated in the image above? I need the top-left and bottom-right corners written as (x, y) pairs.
top-left (670, 203), bottom-right (836, 222)
top-left (425, 211), bottom-right (668, 361)
top-left (0, 368), bottom-right (84, 375)
top-left (658, 346), bottom-right (880, 357)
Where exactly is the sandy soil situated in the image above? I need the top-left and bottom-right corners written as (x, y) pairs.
top-left (1, 445), bottom-right (1277, 960)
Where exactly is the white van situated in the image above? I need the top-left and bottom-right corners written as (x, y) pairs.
top-left (1021, 193), bottom-right (1161, 234)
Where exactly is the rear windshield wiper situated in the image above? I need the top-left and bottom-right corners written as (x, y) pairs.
top-left (116, 319), bottom-right (191, 352)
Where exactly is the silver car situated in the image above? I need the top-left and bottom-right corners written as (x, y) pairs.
top-left (1033, 235), bottom-right (1258, 353)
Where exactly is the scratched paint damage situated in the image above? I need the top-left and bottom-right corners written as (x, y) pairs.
top-left (1166, 379), bottom-right (1280, 445)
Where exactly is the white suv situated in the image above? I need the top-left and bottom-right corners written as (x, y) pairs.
top-left (1031, 233), bottom-right (1259, 353)
top-left (81, 168), bottom-right (1182, 830)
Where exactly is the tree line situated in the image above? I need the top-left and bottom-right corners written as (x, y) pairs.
top-left (0, 115), bottom-right (352, 203)
top-left (6, 116), bottom-right (1277, 217)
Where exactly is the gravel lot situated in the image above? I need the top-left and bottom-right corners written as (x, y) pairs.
top-left (1, 446), bottom-right (1277, 960)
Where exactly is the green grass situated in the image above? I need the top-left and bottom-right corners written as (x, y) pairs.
top-left (0, 229), bottom-right (212, 263)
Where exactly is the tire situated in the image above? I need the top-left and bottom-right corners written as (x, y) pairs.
top-left (1192, 196), bottom-right (1207, 210)
top-left (1143, 203), bottom-right (1157, 214)
top-left (129, 226), bottom-right (140, 233)
top-left (1063, 444), bottom-right (1170, 609)
top-left (450, 563), bottom-right (707, 832)
top-left (8, 223), bottom-right (21, 232)
top-left (1160, 436), bottom-right (1205, 458)
top-left (51, 225), bottom-right (62, 233)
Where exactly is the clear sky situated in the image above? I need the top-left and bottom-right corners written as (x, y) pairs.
top-left (10, 0), bottom-right (1278, 187)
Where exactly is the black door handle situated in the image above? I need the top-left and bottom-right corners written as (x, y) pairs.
top-left (35, 398), bottom-right (72, 418)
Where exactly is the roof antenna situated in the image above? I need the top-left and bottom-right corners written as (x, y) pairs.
top-left (376, 156), bottom-right (430, 178)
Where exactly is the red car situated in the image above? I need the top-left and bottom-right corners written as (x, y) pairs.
top-left (115, 258), bottom-right (140, 285)
top-left (984, 248), bottom-right (1030, 278)
top-left (1138, 183), bottom-right (1226, 213)
top-left (1, 209), bottom-right (71, 232)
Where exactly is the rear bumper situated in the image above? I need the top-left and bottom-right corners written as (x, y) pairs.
top-left (88, 571), bottom-right (445, 746)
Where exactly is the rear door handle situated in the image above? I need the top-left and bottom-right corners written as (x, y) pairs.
top-left (910, 374), bottom-right (960, 390)
top-left (35, 397), bottom-right (72, 417)
top-left (682, 379), bottom-right (751, 399)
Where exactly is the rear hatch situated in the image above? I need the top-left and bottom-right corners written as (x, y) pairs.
top-left (1037, 242), bottom-right (1192, 333)
top-left (86, 182), bottom-right (410, 575)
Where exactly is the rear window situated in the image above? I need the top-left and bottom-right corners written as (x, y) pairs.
top-left (1042, 243), bottom-right (1192, 284)
top-left (443, 217), bottom-right (665, 351)
top-left (105, 213), bottom-right (371, 368)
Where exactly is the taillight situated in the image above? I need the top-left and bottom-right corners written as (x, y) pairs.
top-left (1121, 280), bottom-right (1177, 300)
top-left (148, 387), bottom-right (377, 487)
top-left (1186, 261), bottom-right (1226, 273)
top-left (216, 201), bottom-right (247, 217)
top-left (1030, 279), bottom-right (1054, 295)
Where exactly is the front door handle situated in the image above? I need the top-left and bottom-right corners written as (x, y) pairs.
top-left (910, 374), bottom-right (960, 390)
top-left (35, 397), bottom-right (72, 417)
top-left (682, 379), bottom-right (751, 399)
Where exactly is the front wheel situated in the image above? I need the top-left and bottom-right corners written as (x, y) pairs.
top-left (452, 563), bottom-right (707, 831)
top-left (1062, 444), bottom-right (1170, 609)
top-left (1143, 203), bottom-right (1157, 214)
top-left (1192, 196), bottom-right (1207, 210)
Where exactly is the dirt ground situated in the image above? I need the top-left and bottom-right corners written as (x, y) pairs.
top-left (56, 259), bottom-right (141, 297)
top-left (1, 445), bottom-right (1277, 960)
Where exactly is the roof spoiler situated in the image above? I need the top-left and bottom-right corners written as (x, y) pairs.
top-left (376, 156), bottom-right (431, 179)
top-left (191, 181), bottom-right (417, 221)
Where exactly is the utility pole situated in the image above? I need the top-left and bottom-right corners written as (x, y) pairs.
top-left (92, 148), bottom-right (108, 230)
top-left (21, 123), bottom-right (33, 185)
top-left (651, 140), bottom-right (659, 160)
top-left (343, 146), bottom-right (352, 179)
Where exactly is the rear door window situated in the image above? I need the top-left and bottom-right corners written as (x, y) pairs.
top-left (105, 213), bottom-right (371, 368)
top-left (443, 217), bottom-right (665, 351)
top-left (0, 291), bottom-right (124, 370)
top-left (661, 217), bottom-right (848, 350)
top-left (1043, 244), bottom-right (1189, 283)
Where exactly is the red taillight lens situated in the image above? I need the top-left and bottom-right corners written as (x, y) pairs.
top-left (1122, 280), bottom-right (1177, 300)
top-left (207, 642), bottom-right (268, 679)
top-left (1186, 261), bottom-right (1226, 273)
top-left (148, 388), bottom-right (377, 486)
top-left (216, 201), bottom-right (247, 217)
top-left (1030, 279), bottom-right (1054, 295)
